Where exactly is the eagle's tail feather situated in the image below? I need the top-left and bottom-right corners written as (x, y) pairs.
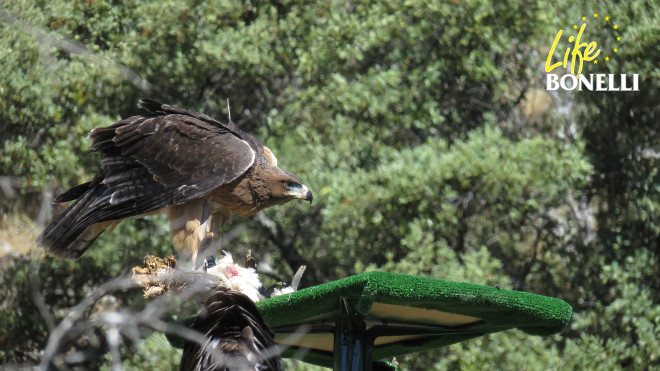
top-left (39, 184), bottom-right (113, 259)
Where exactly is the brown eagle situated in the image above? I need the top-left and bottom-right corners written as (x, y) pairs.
top-left (39, 99), bottom-right (312, 263)
top-left (180, 288), bottom-right (284, 371)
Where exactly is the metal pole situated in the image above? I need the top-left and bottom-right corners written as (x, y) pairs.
top-left (333, 297), bottom-right (369, 371)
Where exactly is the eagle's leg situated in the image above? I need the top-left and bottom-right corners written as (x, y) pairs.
top-left (168, 200), bottom-right (212, 268)
top-left (194, 202), bottom-right (213, 269)
top-left (196, 210), bottom-right (230, 269)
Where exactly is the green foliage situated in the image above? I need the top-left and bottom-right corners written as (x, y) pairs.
top-left (321, 125), bottom-right (592, 286)
top-left (1, 0), bottom-right (658, 369)
top-left (104, 332), bottom-right (183, 371)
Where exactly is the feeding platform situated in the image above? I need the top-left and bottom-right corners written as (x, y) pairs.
top-left (257, 271), bottom-right (572, 370)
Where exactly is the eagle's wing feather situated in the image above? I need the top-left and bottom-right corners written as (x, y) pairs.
top-left (88, 111), bottom-right (256, 216)
top-left (138, 98), bottom-right (246, 138)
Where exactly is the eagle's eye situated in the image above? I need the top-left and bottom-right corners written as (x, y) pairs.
top-left (283, 180), bottom-right (298, 190)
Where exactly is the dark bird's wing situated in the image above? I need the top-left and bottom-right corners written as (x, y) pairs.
top-left (88, 101), bottom-right (257, 210)
top-left (39, 100), bottom-right (259, 258)
top-left (180, 289), bottom-right (283, 371)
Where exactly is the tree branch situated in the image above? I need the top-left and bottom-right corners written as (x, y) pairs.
top-left (253, 211), bottom-right (319, 286)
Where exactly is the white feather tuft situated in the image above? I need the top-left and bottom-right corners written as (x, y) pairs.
top-left (270, 286), bottom-right (295, 297)
top-left (206, 251), bottom-right (264, 302)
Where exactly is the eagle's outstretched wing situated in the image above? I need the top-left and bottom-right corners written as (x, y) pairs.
top-left (40, 100), bottom-right (258, 258)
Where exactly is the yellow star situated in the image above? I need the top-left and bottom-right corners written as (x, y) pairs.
top-left (613, 48), bottom-right (618, 53)
top-left (574, 25), bottom-right (578, 29)
top-left (594, 60), bottom-right (598, 64)
top-left (617, 36), bottom-right (621, 41)
top-left (614, 25), bottom-right (618, 29)
top-left (605, 56), bottom-right (610, 61)
top-left (594, 13), bottom-right (598, 18)
top-left (605, 16), bottom-right (610, 21)
top-left (582, 16), bottom-right (586, 21)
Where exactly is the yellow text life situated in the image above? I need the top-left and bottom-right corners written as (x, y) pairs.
top-left (546, 23), bottom-right (600, 75)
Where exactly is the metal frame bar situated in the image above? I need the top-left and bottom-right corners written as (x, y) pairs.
top-left (332, 297), bottom-right (483, 371)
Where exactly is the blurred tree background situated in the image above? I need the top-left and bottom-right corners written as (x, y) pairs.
top-left (1, 0), bottom-right (658, 369)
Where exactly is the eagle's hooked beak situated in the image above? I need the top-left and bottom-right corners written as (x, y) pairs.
top-left (290, 184), bottom-right (313, 204)
top-left (285, 182), bottom-right (313, 204)
top-left (300, 184), bottom-right (313, 204)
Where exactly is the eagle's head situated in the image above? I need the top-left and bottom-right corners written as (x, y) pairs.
top-left (275, 172), bottom-right (313, 204)
top-left (255, 164), bottom-right (313, 206)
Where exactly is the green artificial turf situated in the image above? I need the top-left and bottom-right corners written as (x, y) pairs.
top-left (256, 271), bottom-right (572, 368)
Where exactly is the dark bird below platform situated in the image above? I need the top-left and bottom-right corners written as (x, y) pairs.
top-left (39, 99), bottom-right (312, 264)
top-left (180, 288), bottom-right (284, 371)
